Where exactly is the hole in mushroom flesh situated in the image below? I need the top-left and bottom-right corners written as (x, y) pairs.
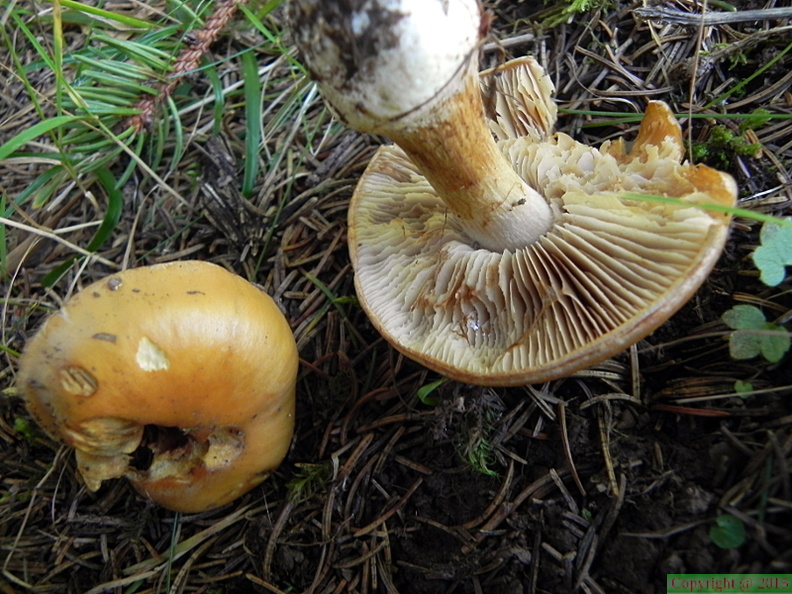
top-left (137, 425), bottom-right (245, 484)
top-left (73, 420), bottom-right (245, 490)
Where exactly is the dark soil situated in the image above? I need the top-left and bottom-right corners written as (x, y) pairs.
top-left (2, 0), bottom-right (792, 593)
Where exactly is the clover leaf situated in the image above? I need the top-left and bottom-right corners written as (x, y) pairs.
top-left (722, 305), bottom-right (790, 363)
top-left (709, 514), bottom-right (746, 549)
top-left (752, 219), bottom-right (792, 286)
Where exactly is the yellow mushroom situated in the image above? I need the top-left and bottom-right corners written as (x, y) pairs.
top-left (18, 261), bottom-right (298, 512)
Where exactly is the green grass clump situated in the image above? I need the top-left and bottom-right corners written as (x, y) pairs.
top-left (1, 0), bottom-right (316, 285)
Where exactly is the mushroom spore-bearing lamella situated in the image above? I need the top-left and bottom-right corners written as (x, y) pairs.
top-left (18, 261), bottom-right (298, 512)
top-left (289, 0), bottom-right (737, 386)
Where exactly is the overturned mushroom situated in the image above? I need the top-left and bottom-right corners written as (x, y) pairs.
top-left (290, 0), bottom-right (736, 386)
top-left (18, 261), bottom-right (298, 512)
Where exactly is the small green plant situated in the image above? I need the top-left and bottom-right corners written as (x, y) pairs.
top-left (451, 390), bottom-right (505, 477)
top-left (13, 417), bottom-right (37, 442)
top-left (286, 462), bottom-right (332, 504)
top-left (690, 124), bottom-right (762, 168)
top-left (709, 514), bottom-right (746, 549)
top-left (542, 0), bottom-right (611, 27)
top-left (722, 305), bottom-right (790, 363)
top-left (752, 218), bottom-right (792, 287)
top-left (710, 43), bottom-right (749, 69)
top-left (461, 439), bottom-right (499, 477)
top-left (733, 379), bottom-right (753, 394)
top-left (416, 377), bottom-right (447, 406)
top-left (739, 108), bottom-right (773, 132)
top-left (431, 386), bottom-right (505, 477)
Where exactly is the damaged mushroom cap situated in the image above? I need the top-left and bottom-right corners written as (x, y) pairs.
top-left (18, 261), bottom-right (297, 512)
top-left (348, 57), bottom-right (736, 386)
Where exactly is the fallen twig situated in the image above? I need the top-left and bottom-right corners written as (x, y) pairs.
top-left (635, 6), bottom-right (792, 26)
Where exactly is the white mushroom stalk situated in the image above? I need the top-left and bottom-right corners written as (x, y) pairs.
top-left (289, 0), bottom-right (554, 251)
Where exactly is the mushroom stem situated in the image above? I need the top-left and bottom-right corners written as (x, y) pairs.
top-left (383, 58), bottom-right (553, 251)
top-left (289, 0), bottom-right (553, 251)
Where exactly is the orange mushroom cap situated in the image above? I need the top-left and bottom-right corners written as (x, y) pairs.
top-left (18, 261), bottom-right (298, 512)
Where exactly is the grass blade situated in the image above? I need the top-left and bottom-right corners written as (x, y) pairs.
top-left (241, 50), bottom-right (262, 197)
top-left (48, 0), bottom-right (154, 29)
top-left (39, 167), bottom-right (124, 287)
top-left (0, 116), bottom-right (80, 161)
top-left (622, 193), bottom-right (792, 226)
top-left (86, 167), bottom-right (124, 251)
